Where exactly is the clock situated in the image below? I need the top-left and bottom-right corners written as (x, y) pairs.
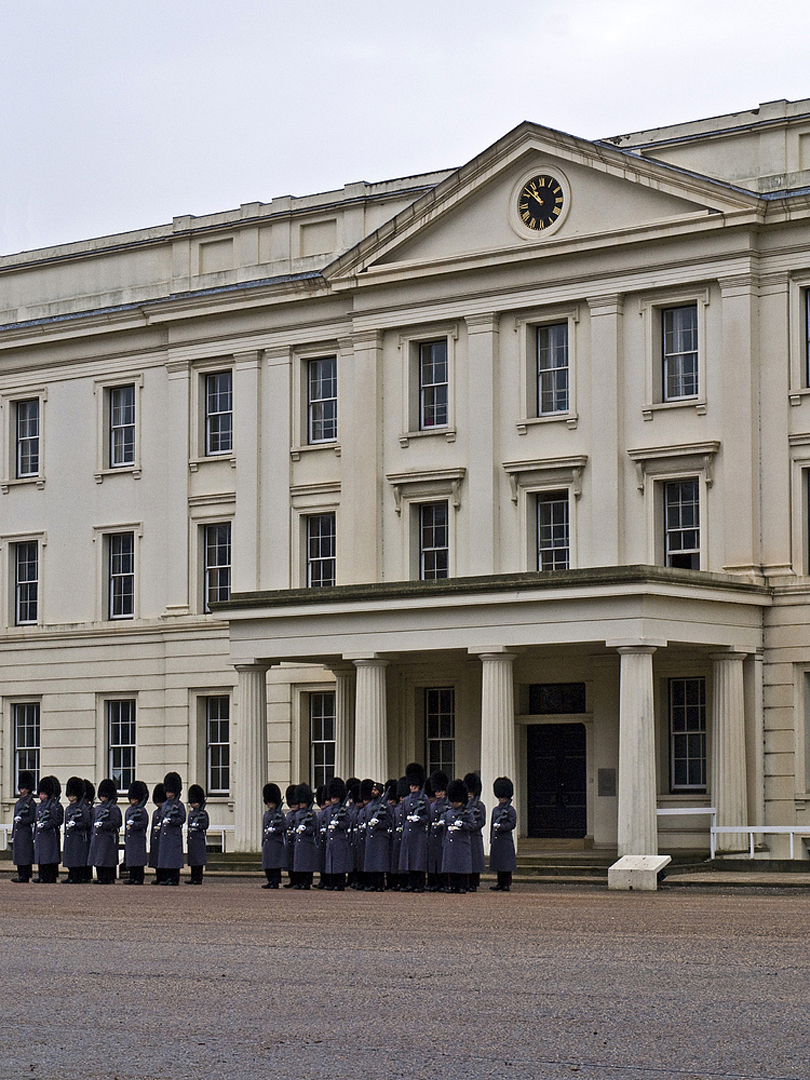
top-left (517, 174), bottom-right (565, 232)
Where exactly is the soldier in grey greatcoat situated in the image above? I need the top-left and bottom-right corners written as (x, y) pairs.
top-left (464, 772), bottom-right (487, 892)
top-left (323, 777), bottom-right (352, 891)
top-left (427, 770), bottom-right (449, 892)
top-left (157, 772), bottom-right (186, 886)
top-left (283, 785), bottom-right (298, 888)
top-left (489, 776), bottom-right (517, 892)
top-left (147, 783), bottom-right (165, 884)
top-left (11, 770), bottom-right (37, 883)
top-left (292, 783), bottom-right (320, 889)
top-left (186, 784), bottom-right (209, 885)
top-left (399, 763), bottom-right (429, 892)
top-left (261, 783), bottom-right (287, 889)
top-left (34, 776), bottom-right (63, 883)
top-left (88, 779), bottom-right (122, 884)
top-left (62, 776), bottom-right (92, 883)
top-left (80, 780), bottom-right (96, 882)
top-left (364, 784), bottom-right (393, 891)
top-left (124, 780), bottom-right (149, 885)
top-left (441, 779), bottom-right (476, 893)
top-left (352, 779), bottom-right (374, 889)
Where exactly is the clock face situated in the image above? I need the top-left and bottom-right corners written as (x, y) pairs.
top-left (517, 174), bottom-right (565, 231)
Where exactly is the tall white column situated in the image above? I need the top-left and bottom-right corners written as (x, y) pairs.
top-left (617, 646), bottom-right (658, 856)
top-left (233, 663), bottom-right (269, 853)
top-left (478, 651), bottom-right (517, 848)
top-left (711, 651), bottom-right (748, 851)
top-left (352, 657), bottom-right (389, 781)
top-left (328, 664), bottom-right (356, 780)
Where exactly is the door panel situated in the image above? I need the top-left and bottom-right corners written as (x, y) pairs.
top-left (527, 723), bottom-right (587, 838)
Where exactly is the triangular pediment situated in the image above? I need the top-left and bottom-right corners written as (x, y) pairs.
top-left (325, 123), bottom-right (759, 282)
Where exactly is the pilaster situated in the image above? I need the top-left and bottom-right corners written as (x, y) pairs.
top-left (464, 313), bottom-right (500, 575)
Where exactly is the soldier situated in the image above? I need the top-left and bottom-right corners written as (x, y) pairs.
top-left (489, 777), bottom-right (517, 892)
top-left (62, 776), bottom-right (92, 884)
top-left (80, 780), bottom-right (96, 882)
top-left (292, 783), bottom-right (320, 889)
top-left (148, 782), bottom-right (165, 884)
top-left (387, 778), bottom-right (406, 891)
top-left (33, 776), bottom-right (63, 883)
top-left (427, 770), bottom-right (449, 892)
top-left (158, 772), bottom-right (186, 885)
top-left (261, 783), bottom-right (286, 889)
top-left (123, 780), bottom-right (150, 885)
top-left (186, 784), bottom-right (209, 885)
top-left (11, 770), bottom-right (37, 883)
top-left (364, 782), bottom-right (393, 892)
top-left (323, 777), bottom-right (352, 891)
top-left (89, 778), bottom-right (122, 884)
top-left (283, 784), bottom-right (299, 888)
top-left (441, 779), bottom-right (475, 893)
top-left (464, 772), bottom-right (486, 892)
top-left (399, 763), bottom-right (429, 892)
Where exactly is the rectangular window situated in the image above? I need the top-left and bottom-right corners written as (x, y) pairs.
top-left (537, 491), bottom-right (569, 570)
top-left (419, 340), bottom-right (448, 429)
top-left (664, 479), bottom-right (700, 570)
top-left (13, 702), bottom-right (39, 788)
top-left (308, 356), bottom-right (337, 443)
top-left (107, 699), bottom-right (136, 794)
top-left (206, 696), bottom-right (230, 796)
top-left (310, 690), bottom-right (336, 790)
top-left (662, 305), bottom-right (699, 401)
top-left (307, 513), bottom-right (336, 587)
top-left (204, 523), bottom-right (231, 611)
top-left (109, 532), bottom-right (135, 619)
top-left (529, 683), bottom-right (587, 714)
top-left (419, 501), bottom-right (449, 580)
top-left (806, 289), bottom-right (810, 387)
top-left (669, 677), bottom-right (706, 792)
top-left (15, 541), bottom-right (38, 625)
top-left (537, 324), bottom-right (569, 415)
top-left (16, 400), bottom-right (40, 478)
top-left (205, 371), bottom-right (233, 455)
top-left (425, 687), bottom-right (455, 777)
top-left (109, 385), bottom-right (136, 467)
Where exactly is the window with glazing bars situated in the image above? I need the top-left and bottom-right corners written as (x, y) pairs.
top-left (16, 400), bottom-right (39, 478)
top-left (669, 677), bottom-right (706, 791)
top-left (310, 691), bottom-right (336, 790)
top-left (206, 696), bottom-right (230, 795)
top-left (205, 371), bottom-right (233, 455)
top-left (419, 340), bottom-right (448, 429)
top-left (426, 687), bottom-right (455, 777)
top-left (108, 699), bottom-right (136, 794)
top-left (109, 532), bottom-right (135, 619)
top-left (307, 513), bottom-right (336, 587)
top-left (109, 385), bottom-right (135, 467)
top-left (537, 491), bottom-right (569, 570)
top-left (308, 357), bottom-right (337, 443)
top-left (537, 324), bottom-right (568, 414)
top-left (664, 480), bottom-right (700, 569)
top-left (419, 502), bottom-right (449, 580)
top-left (204, 523), bottom-right (231, 611)
top-left (15, 541), bottom-right (38, 625)
top-left (662, 305), bottom-right (698, 401)
top-left (13, 702), bottom-right (39, 789)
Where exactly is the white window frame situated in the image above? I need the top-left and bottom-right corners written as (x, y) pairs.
top-left (204, 369), bottom-right (234, 456)
top-left (668, 675), bottom-right (707, 793)
top-left (502, 457), bottom-right (586, 572)
top-left (1, 387), bottom-right (47, 492)
top-left (12, 700), bottom-right (41, 790)
top-left (94, 373), bottom-right (143, 482)
top-left (640, 289), bottom-right (709, 420)
top-left (94, 692), bottom-right (137, 788)
top-left (203, 521), bottom-right (232, 612)
top-left (416, 499), bottom-right (451, 581)
top-left (535, 489), bottom-right (571, 571)
top-left (788, 277), bottom-right (810, 404)
top-left (107, 698), bottom-right (137, 795)
top-left (290, 343), bottom-right (342, 457)
top-left (397, 325), bottom-right (458, 446)
top-left (425, 686), bottom-right (455, 777)
top-left (663, 477), bottom-right (701, 570)
top-left (385, 469), bottom-right (464, 582)
top-left (188, 495), bottom-right (235, 615)
top-left (305, 511), bottom-right (337, 588)
top-left (93, 522), bottom-right (143, 622)
top-left (205, 695), bottom-right (231, 796)
top-left (1, 529), bottom-right (46, 630)
top-left (513, 307), bottom-right (579, 433)
top-left (309, 689), bottom-right (336, 790)
top-left (14, 538), bottom-right (39, 626)
top-left (307, 355), bottom-right (338, 444)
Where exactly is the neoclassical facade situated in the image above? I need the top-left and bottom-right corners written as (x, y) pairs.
top-left (4, 98), bottom-right (810, 856)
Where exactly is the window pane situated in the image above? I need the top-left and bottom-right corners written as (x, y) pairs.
top-left (669, 677), bottom-right (706, 791)
top-left (109, 533), bottom-right (135, 619)
top-left (419, 502), bottom-right (449, 580)
top-left (310, 691), bottom-right (336, 789)
top-left (664, 480), bottom-right (700, 570)
top-left (307, 514), bottom-right (336, 587)
top-left (14, 702), bottom-right (40, 789)
top-left (110, 385), bottom-right (135, 467)
top-left (207, 696), bottom-right (230, 794)
top-left (662, 306), bottom-right (698, 401)
top-left (108, 699), bottom-right (136, 794)
top-left (15, 541), bottom-right (38, 625)
top-left (419, 340), bottom-right (448, 429)
top-left (308, 357), bottom-right (337, 443)
top-left (16, 399), bottom-right (40, 478)
top-left (204, 523), bottom-right (231, 610)
top-left (537, 324), bottom-right (569, 415)
top-left (206, 371), bottom-right (233, 455)
top-left (537, 491), bottom-right (569, 570)
top-left (426, 686), bottom-right (455, 776)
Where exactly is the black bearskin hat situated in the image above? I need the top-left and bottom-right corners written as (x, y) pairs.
top-left (66, 776), bottom-right (84, 800)
top-left (128, 780), bottom-right (148, 802)
top-left (345, 777), bottom-right (359, 793)
top-left (263, 782), bottom-right (282, 806)
top-left (447, 779), bottom-right (469, 804)
top-left (493, 776), bottom-right (514, 800)
top-left (396, 776), bottom-right (410, 799)
top-left (328, 777), bottom-right (346, 801)
top-left (163, 771), bottom-right (182, 796)
top-left (84, 779), bottom-right (96, 803)
top-left (49, 776), bottom-right (62, 799)
top-left (37, 775), bottom-right (55, 798)
top-left (188, 784), bottom-right (205, 805)
top-left (359, 778), bottom-right (375, 801)
top-left (98, 778), bottom-right (117, 801)
top-left (18, 770), bottom-right (35, 792)
top-left (405, 762), bottom-right (426, 788)
top-left (315, 784), bottom-right (328, 807)
top-left (295, 782), bottom-right (313, 806)
top-left (285, 784), bottom-right (298, 807)
top-left (430, 770), bottom-right (449, 794)
top-left (347, 783), bottom-right (360, 804)
top-left (424, 777), bottom-right (434, 798)
top-left (152, 782), bottom-right (165, 806)
top-left (463, 772), bottom-right (482, 797)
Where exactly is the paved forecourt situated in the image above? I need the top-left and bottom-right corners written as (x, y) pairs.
top-left (0, 880), bottom-right (807, 1080)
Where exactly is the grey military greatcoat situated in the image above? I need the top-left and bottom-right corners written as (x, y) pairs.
top-left (88, 799), bottom-right (123, 868)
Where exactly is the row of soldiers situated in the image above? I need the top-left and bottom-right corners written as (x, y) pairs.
top-left (262, 764), bottom-right (517, 893)
top-left (10, 771), bottom-right (209, 885)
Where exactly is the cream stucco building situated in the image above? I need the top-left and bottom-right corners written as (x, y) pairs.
top-left (4, 98), bottom-right (810, 857)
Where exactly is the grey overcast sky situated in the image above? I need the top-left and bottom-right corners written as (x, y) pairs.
top-left (1, 0), bottom-right (808, 256)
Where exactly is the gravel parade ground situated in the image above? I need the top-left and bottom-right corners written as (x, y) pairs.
top-left (0, 879), bottom-right (807, 1080)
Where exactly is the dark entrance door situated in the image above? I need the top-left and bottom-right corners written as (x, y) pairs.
top-left (527, 723), bottom-right (587, 838)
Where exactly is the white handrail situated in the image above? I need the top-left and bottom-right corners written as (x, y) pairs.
top-left (656, 807), bottom-right (717, 856)
top-left (711, 825), bottom-right (810, 860)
